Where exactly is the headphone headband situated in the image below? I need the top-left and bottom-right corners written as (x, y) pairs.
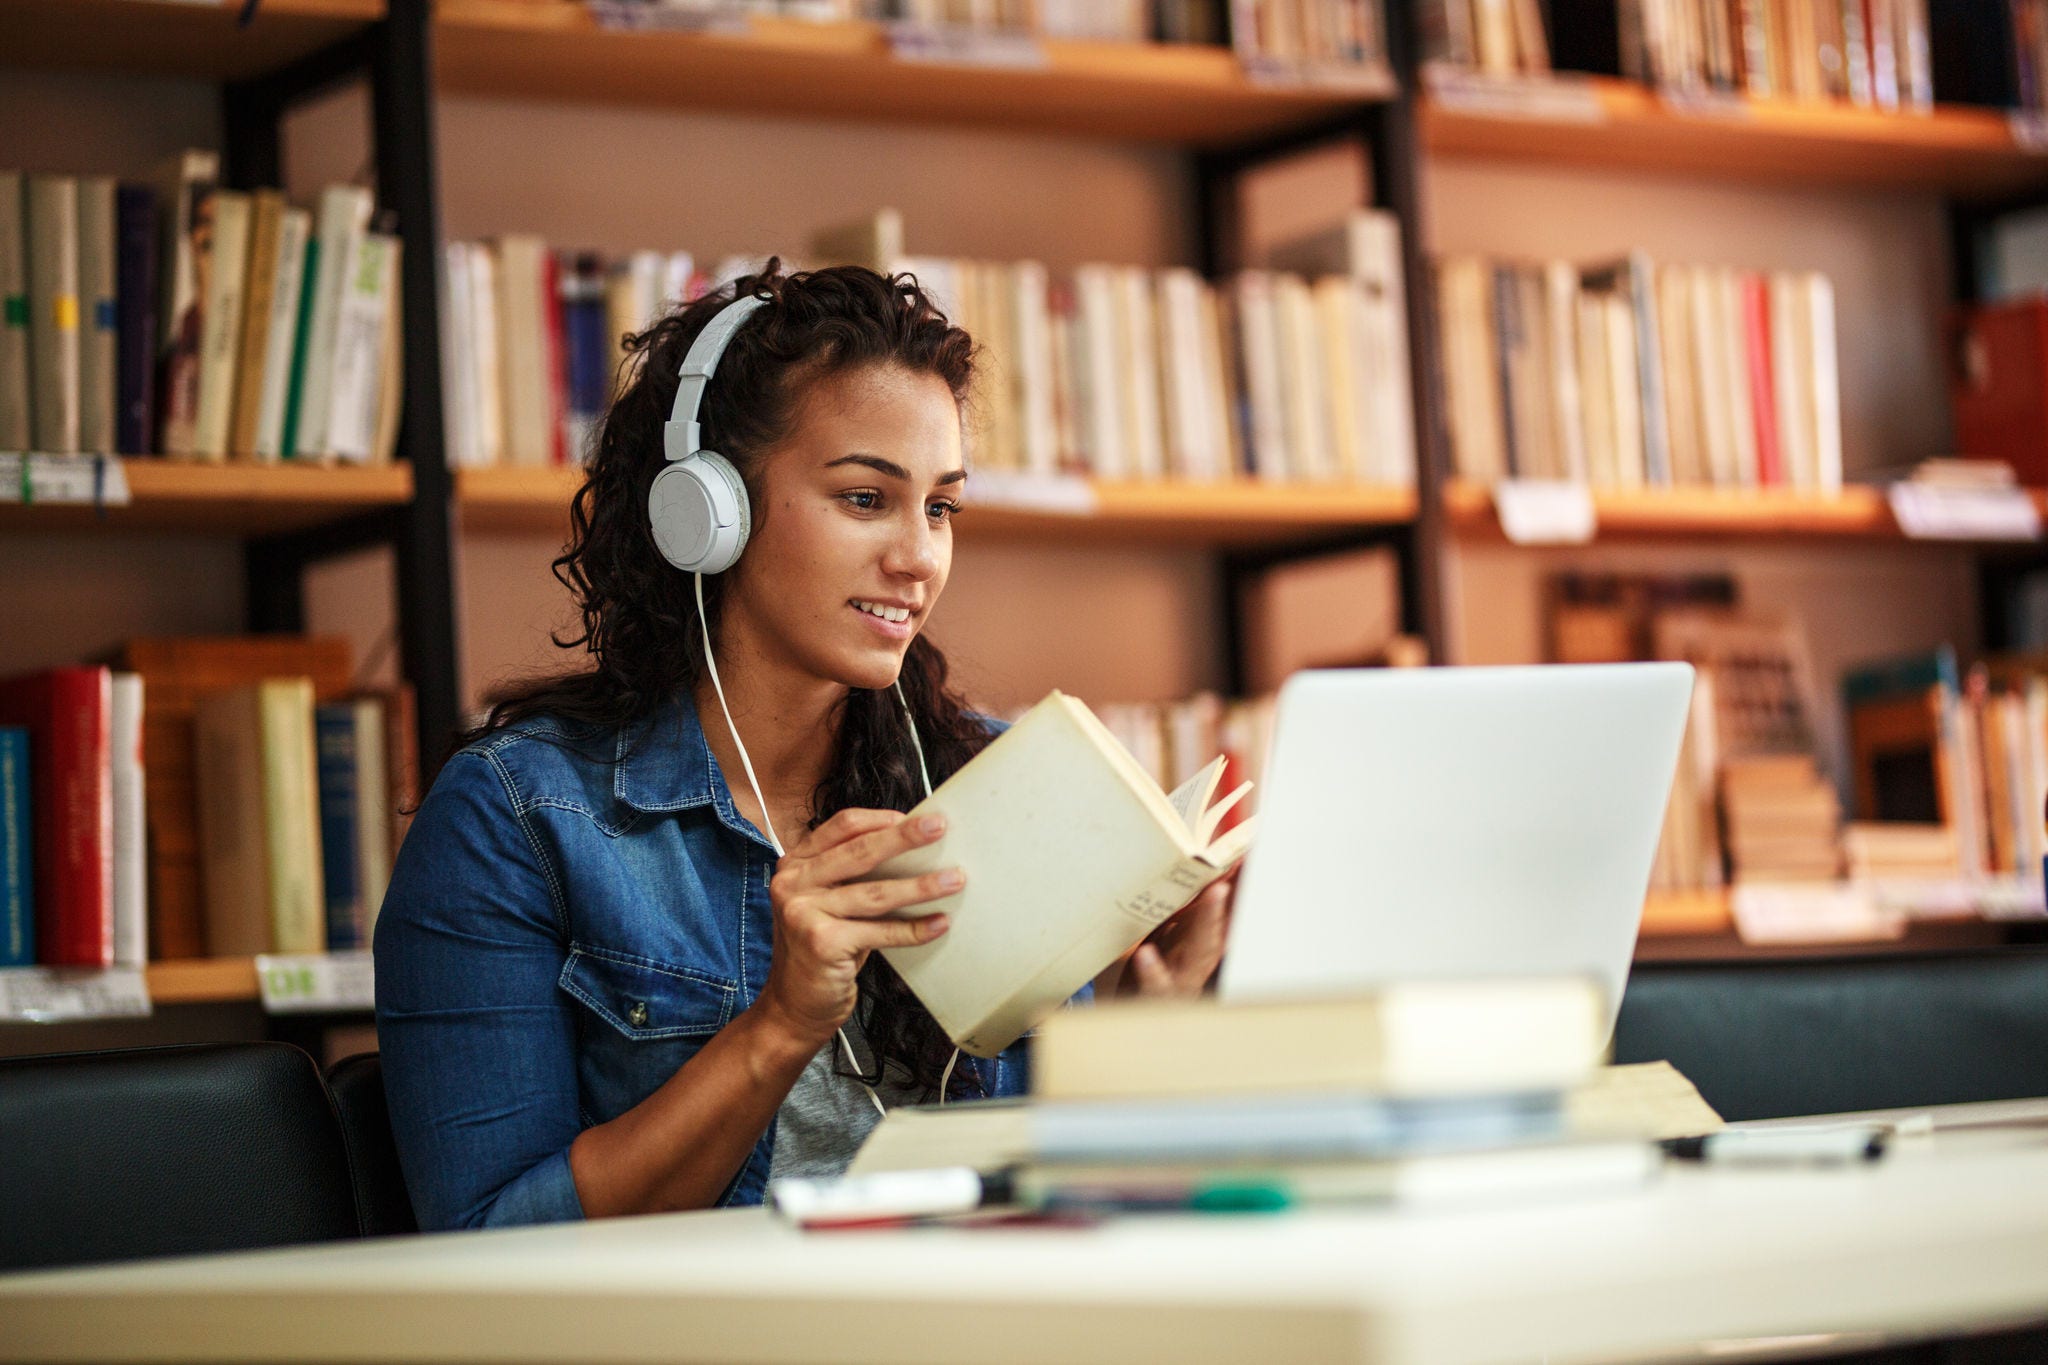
top-left (664, 292), bottom-right (770, 463)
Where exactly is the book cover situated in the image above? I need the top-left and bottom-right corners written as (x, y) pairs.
top-left (155, 151), bottom-right (219, 458)
top-left (494, 234), bottom-right (553, 467)
top-left (560, 250), bottom-right (609, 465)
top-left (871, 691), bottom-right (1255, 1057)
top-left (110, 672), bottom-right (146, 968)
top-left (294, 184), bottom-right (374, 459)
top-left (1741, 271), bottom-right (1783, 486)
top-left (194, 678), bottom-right (325, 957)
top-left (279, 231), bottom-right (320, 459)
top-left (315, 701), bottom-right (365, 950)
top-left (0, 667), bottom-right (113, 968)
top-left (75, 176), bottom-right (117, 455)
top-left (253, 207), bottom-right (310, 461)
top-left (350, 695), bottom-right (394, 938)
top-left (230, 188), bottom-right (285, 460)
top-left (0, 727), bottom-right (29, 967)
top-left (191, 188), bottom-right (250, 461)
top-left (0, 171), bottom-right (27, 452)
top-left (114, 182), bottom-right (159, 456)
top-left (326, 230), bottom-right (397, 463)
top-left (467, 243), bottom-right (504, 468)
top-left (542, 248), bottom-right (569, 466)
top-left (26, 174), bottom-right (81, 455)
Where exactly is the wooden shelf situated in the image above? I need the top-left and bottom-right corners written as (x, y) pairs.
top-left (2, 459), bottom-right (414, 536)
top-left (1442, 479), bottom-right (2048, 542)
top-left (1640, 890), bottom-right (1735, 938)
top-left (433, 3), bottom-right (1387, 145)
top-left (1421, 73), bottom-right (2048, 198)
top-left (458, 465), bottom-right (1416, 547)
top-left (7, 0), bottom-right (381, 83)
top-left (145, 957), bottom-right (259, 1006)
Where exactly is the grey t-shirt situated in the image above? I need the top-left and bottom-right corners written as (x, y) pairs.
top-left (768, 1013), bottom-right (925, 1182)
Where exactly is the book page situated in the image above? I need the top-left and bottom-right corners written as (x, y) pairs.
top-left (1195, 780), bottom-right (1253, 846)
top-left (1199, 814), bottom-right (1259, 870)
top-left (845, 1101), bottom-right (1031, 1177)
top-left (1163, 755), bottom-right (1227, 832)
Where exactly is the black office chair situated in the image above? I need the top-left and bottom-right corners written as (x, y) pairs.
top-left (1613, 948), bottom-right (2048, 1122)
top-left (0, 1041), bottom-right (361, 1272)
top-left (326, 1052), bottom-right (418, 1237)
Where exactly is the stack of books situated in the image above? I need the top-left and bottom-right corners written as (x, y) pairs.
top-left (1436, 252), bottom-right (1842, 495)
top-left (1844, 822), bottom-right (1960, 881)
top-left (2, 158), bottom-right (400, 463)
top-left (821, 981), bottom-right (1675, 1220)
top-left (1721, 754), bottom-right (1845, 884)
top-left (440, 209), bottom-right (1417, 488)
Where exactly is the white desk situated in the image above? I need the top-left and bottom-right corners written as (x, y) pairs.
top-left (6, 1104), bottom-right (2048, 1365)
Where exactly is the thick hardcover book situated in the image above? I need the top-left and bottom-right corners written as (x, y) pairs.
top-left (0, 667), bottom-right (113, 967)
top-left (114, 183), bottom-right (159, 456)
top-left (314, 702), bottom-right (365, 950)
top-left (0, 171), bottom-right (28, 452)
top-left (26, 174), bottom-right (81, 455)
top-left (0, 727), bottom-right (30, 967)
top-left (871, 691), bottom-right (1255, 1058)
top-left (194, 679), bottom-right (325, 956)
top-left (75, 177), bottom-right (117, 455)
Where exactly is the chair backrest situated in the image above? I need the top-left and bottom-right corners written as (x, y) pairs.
top-left (1613, 948), bottom-right (2048, 1122)
top-left (326, 1051), bottom-right (418, 1237)
top-left (0, 1041), bottom-right (360, 1272)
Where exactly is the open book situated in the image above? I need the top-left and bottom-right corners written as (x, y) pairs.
top-left (870, 691), bottom-right (1256, 1058)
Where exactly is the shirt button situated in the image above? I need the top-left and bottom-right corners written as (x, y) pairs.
top-left (628, 1001), bottom-right (649, 1028)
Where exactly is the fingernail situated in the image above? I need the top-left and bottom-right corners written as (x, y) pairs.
top-left (937, 868), bottom-right (964, 891)
top-left (919, 815), bottom-right (945, 836)
top-left (925, 914), bottom-right (949, 937)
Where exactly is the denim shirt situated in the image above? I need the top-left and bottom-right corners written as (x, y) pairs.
top-left (373, 691), bottom-right (1037, 1232)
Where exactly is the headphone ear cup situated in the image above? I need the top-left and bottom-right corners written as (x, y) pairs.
top-left (648, 451), bottom-right (750, 574)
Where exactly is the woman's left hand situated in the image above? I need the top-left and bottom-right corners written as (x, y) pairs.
top-left (1116, 875), bottom-right (1235, 999)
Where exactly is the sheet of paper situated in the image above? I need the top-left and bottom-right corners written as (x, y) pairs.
top-left (1567, 1061), bottom-right (1724, 1141)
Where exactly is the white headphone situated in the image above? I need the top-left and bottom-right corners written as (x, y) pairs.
top-left (649, 292), bottom-right (768, 575)
top-left (652, 290), bottom-right (959, 1116)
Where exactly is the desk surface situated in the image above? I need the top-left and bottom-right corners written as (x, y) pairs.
top-left (7, 1103), bottom-right (2048, 1365)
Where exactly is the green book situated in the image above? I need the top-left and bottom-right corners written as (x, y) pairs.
top-left (279, 233), bottom-right (319, 461)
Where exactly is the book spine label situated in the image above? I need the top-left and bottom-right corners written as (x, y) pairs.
top-left (0, 729), bottom-right (31, 967)
top-left (315, 705), bottom-right (365, 951)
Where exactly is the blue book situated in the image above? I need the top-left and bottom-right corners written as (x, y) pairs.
top-left (315, 704), bottom-right (364, 951)
top-left (561, 252), bottom-right (610, 461)
top-left (0, 728), bottom-right (31, 967)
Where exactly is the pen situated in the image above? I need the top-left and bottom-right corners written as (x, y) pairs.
top-left (1662, 1124), bottom-right (1890, 1166)
top-left (768, 1167), bottom-right (1015, 1227)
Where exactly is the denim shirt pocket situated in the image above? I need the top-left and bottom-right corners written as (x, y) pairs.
top-left (559, 944), bottom-right (740, 1122)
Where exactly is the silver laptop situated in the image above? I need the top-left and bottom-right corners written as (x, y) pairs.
top-left (1219, 662), bottom-right (1695, 1041)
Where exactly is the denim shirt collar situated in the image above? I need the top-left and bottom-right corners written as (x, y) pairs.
top-left (612, 689), bottom-right (778, 853)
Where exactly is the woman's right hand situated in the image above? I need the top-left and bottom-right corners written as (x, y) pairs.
top-left (754, 808), bottom-right (961, 1049)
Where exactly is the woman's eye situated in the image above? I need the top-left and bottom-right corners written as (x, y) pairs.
top-left (928, 499), bottom-right (961, 521)
top-left (843, 491), bottom-right (882, 511)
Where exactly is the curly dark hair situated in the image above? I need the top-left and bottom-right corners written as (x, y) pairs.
top-left (465, 260), bottom-right (993, 1101)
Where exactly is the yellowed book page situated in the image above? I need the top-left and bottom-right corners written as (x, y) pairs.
top-left (1164, 754), bottom-right (1226, 831)
top-left (1567, 1060), bottom-right (1725, 1141)
top-left (845, 1101), bottom-right (1032, 1177)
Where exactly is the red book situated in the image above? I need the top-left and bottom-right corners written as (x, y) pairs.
top-left (0, 667), bottom-right (114, 967)
top-left (1951, 297), bottom-right (2048, 483)
top-left (543, 251), bottom-right (570, 467)
top-left (1741, 274), bottom-right (1783, 487)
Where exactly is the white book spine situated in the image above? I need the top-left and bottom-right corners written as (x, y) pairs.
top-left (76, 177), bottom-right (117, 456)
top-left (254, 209), bottom-right (311, 462)
top-left (294, 185), bottom-right (373, 459)
top-left (110, 673), bottom-right (147, 970)
top-left (1118, 267), bottom-right (1165, 481)
top-left (441, 241), bottom-right (479, 470)
top-left (1355, 212), bottom-right (1415, 487)
top-left (1805, 271), bottom-right (1842, 497)
top-left (468, 244), bottom-right (504, 468)
top-left (1544, 260), bottom-right (1587, 483)
top-left (1237, 272), bottom-right (1289, 482)
top-left (1074, 266), bottom-right (1125, 480)
top-left (1014, 260), bottom-right (1058, 478)
top-left (326, 233), bottom-right (396, 463)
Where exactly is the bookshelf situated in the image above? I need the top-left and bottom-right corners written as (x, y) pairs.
top-left (144, 957), bottom-right (261, 1007)
top-left (457, 466), bottom-right (1416, 546)
top-left (433, 3), bottom-right (1388, 142)
top-left (1420, 73), bottom-right (2048, 197)
top-left (7, 0), bottom-right (382, 83)
top-left (1441, 479), bottom-right (2048, 542)
top-left (0, 461), bottom-right (413, 536)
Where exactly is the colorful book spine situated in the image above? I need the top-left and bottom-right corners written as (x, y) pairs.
top-left (0, 667), bottom-right (112, 967)
top-left (75, 176), bottom-right (117, 455)
top-left (0, 171), bottom-right (28, 453)
top-left (315, 702), bottom-right (365, 951)
top-left (0, 727), bottom-right (30, 968)
top-left (115, 183), bottom-right (159, 456)
top-left (26, 174), bottom-right (81, 455)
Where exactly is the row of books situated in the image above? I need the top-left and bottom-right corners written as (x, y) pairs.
top-left (0, 157), bottom-right (401, 464)
top-left (0, 639), bottom-right (416, 969)
top-left (1418, 0), bottom-right (1551, 76)
top-left (1598, 0), bottom-right (1936, 109)
top-left (1847, 647), bottom-right (2048, 884)
top-left (1435, 252), bottom-right (1842, 494)
top-left (442, 210), bottom-right (1416, 487)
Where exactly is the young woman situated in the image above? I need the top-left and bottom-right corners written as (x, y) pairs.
top-left (374, 264), bottom-right (1231, 1231)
